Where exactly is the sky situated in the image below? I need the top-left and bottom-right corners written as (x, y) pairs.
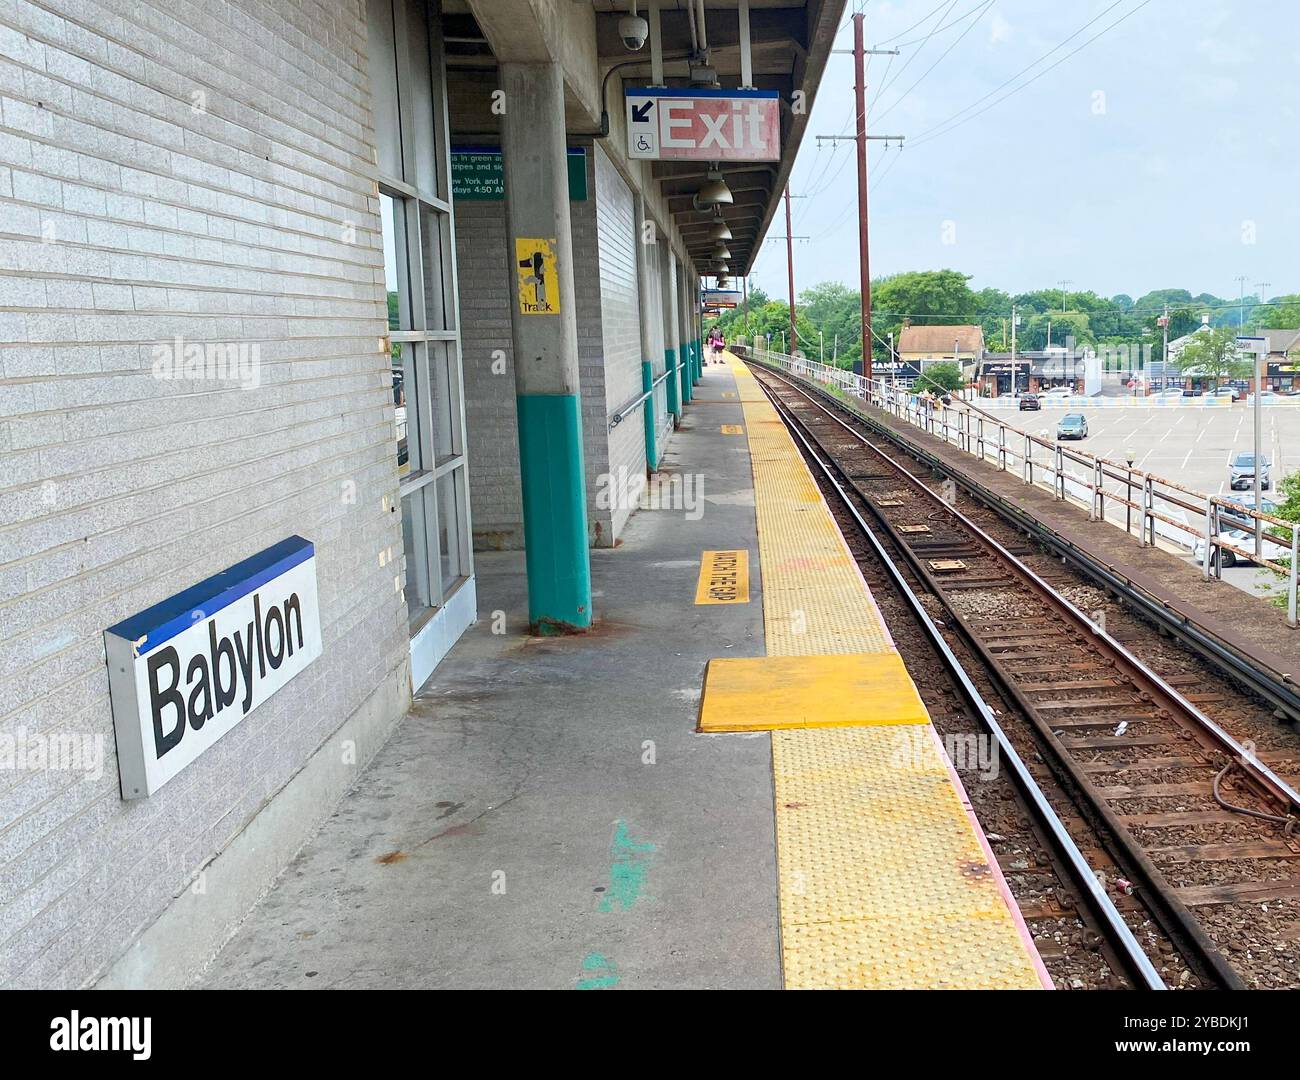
top-left (748, 0), bottom-right (1300, 307)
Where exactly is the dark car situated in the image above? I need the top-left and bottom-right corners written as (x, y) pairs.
top-left (1018, 393), bottom-right (1041, 411)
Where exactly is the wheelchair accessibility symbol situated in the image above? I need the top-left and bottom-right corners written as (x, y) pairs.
top-left (636, 134), bottom-right (652, 152)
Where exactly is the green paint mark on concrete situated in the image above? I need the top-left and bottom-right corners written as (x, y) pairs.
top-left (598, 820), bottom-right (656, 913)
top-left (575, 951), bottom-right (619, 990)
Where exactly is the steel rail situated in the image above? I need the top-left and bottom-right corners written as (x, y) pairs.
top-left (760, 364), bottom-right (1300, 817)
top-left (753, 356), bottom-right (1300, 726)
top-left (755, 378), bottom-right (1168, 990)
top-left (754, 368), bottom-right (1300, 990)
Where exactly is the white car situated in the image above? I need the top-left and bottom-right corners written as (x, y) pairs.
top-left (1247, 391), bottom-right (1281, 405)
top-left (1193, 526), bottom-right (1288, 568)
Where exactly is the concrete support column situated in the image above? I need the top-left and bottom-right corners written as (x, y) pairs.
top-left (686, 270), bottom-right (696, 400)
top-left (501, 61), bottom-right (592, 632)
top-left (634, 194), bottom-right (660, 470)
top-left (692, 273), bottom-right (703, 384)
top-left (678, 267), bottom-right (693, 403)
top-left (662, 248), bottom-right (681, 421)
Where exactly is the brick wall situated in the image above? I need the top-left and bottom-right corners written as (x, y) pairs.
top-left (0, 0), bottom-right (408, 987)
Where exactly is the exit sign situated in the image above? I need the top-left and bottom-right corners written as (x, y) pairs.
top-left (625, 88), bottom-right (780, 161)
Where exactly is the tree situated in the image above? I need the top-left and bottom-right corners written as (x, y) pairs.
top-left (722, 300), bottom-right (816, 354)
top-left (1256, 294), bottom-right (1300, 330)
top-left (1020, 311), bottom-right (1093, 350)
top-left (1177, 326), bottom-right (1250, 387)
top-left (923, 362), bottom-right (965, 392)
top-left (872, 270), bottom-right (978, 360)
top-left (797, 281), bottom-right (862, 365)
top-left (705, 285), bottom-right (769, 339)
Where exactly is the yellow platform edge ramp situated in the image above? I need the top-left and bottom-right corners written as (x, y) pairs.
top-left (698, 652), bottom-right (928, 732)
top-left (713, 355), bottom-right (1051, 990)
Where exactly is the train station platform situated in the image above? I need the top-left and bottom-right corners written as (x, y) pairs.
top-left (197, 359), bottom-right (1049, 991)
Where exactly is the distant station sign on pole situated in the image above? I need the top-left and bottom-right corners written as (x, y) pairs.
top-left (625, 88), bottom-right (780, 161)
top-left (701, 288), bottom-right (742, 307)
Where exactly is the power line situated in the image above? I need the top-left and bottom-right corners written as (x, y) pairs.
top-left (872, 0), bottom-right (995, 125)
top-left (909, 0), bottom-right (1155, 149)
top-left (889, 0), bottom-right (996, 49)
top-left (872, 0), bottom-right (961, 103)
top-left (873, 0), bottom-right (955, 46)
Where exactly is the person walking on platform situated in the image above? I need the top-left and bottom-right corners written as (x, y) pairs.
top-left (708, 327), bottom-right (725, 363)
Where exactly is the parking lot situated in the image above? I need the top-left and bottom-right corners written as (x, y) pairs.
top-left (974, 400), bottom-right (1299, 598)
top-left (981, 399), bottom-right (1298, 497)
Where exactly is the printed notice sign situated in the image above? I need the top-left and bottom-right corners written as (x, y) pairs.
top-left (515, 237), bottom-right (559, 315)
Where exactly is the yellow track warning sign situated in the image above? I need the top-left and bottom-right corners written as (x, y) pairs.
top-left (695, 549), bottom-right (749, 605)
top-left (515, 237), bottom-right (559, 315)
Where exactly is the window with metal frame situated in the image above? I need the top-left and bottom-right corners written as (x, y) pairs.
top-left (367, 0), bottom-right (470, 631)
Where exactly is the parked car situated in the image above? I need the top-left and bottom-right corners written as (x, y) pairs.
top-left (1056, 413), bottom-right (1089, 440)
top-left (1018, 393), bottom-right (1041, 411)
top-left (1042, 387), bottom-right (1073, 399)
top-left (1193, 526), bottom-right (1287, 569)
top-left (1202, 386), bottom-right (1239, 401)
top-left (1229, 451), bottom-right (1271, 491)
top-left (1218, 494), bottom-right (1277, 530)
top-left (1247, 391), bottom-right (1280, 406)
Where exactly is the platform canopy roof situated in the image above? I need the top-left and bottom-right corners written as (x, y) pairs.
top-left (443, 0), bottom-right (846, 282)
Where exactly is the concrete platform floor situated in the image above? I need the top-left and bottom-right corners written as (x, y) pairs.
top-left (200, 366), bottom-right (781, 990)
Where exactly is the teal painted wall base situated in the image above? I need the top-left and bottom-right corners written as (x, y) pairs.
top-left (516, 392), bottom-right (593, 633)
top-left (664, 347), bottom-right (680, 418)
top-left (682, 343), bottom-right (693, 403)
top-left (641, 361), bottom-right (657, 470)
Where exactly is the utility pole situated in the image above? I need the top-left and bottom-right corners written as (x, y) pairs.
top-left (1057, 279), bottom-right (1072, 314)
top-left (819, 19), bottom-right (902, 382)
top-left (742, 276), bottom-right (749, 341)
top-left (1159, 302), bottom-right (1169, 385)
top-left (784, 184), bottom-right (796, 354)
top-left (1010, 304), bottom-right (1017, 393)
top-left (1236, 274), bottom-right (1248, 328)
top-left (1256, 281), bottom-right (1271, 309)
top-left (853, 13), bottom-right (870, 379)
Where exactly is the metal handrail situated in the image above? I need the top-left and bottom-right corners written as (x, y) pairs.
top-left (608, 367), bottom-right (674, 431)
top-left (742, 341), bottom-right (1300, 626)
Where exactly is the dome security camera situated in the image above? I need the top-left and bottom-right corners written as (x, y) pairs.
top-left (619, 14), bottom-right (649, 51)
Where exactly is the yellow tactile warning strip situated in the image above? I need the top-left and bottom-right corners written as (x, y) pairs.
top-left (729, 359), bottom-right (895, 657)
top-left (698, 653), bottom-right (929, 731)
top-left (694, 550), bottom-right (749, 605)
top-left (774, 727), bottom-right (1050, 988)
top-left (722, 356), bottom-right (1050, 990)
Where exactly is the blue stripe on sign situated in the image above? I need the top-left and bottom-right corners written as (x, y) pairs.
top-left (106, 536), bottom-right (315, 655)
top-left (624, 87), bottom-right (780, 99)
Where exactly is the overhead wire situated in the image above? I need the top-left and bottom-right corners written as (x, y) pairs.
top-left (908, 0), bottom-right (1154, 148)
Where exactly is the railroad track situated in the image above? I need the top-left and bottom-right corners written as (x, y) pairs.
top-left (752, 362), bottom-right (1300, 990)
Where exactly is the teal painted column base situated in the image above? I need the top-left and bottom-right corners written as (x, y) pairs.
top-left (516, 392), bottom-right (593, 634)
top-left (664, 347), bottom-right (680, 419)
top-left (642, 360), bottom-right (657, 470)
top-left (696, 338), bottom-right (704, 383)
top-left (682, 343), bottom-right (694, 402)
